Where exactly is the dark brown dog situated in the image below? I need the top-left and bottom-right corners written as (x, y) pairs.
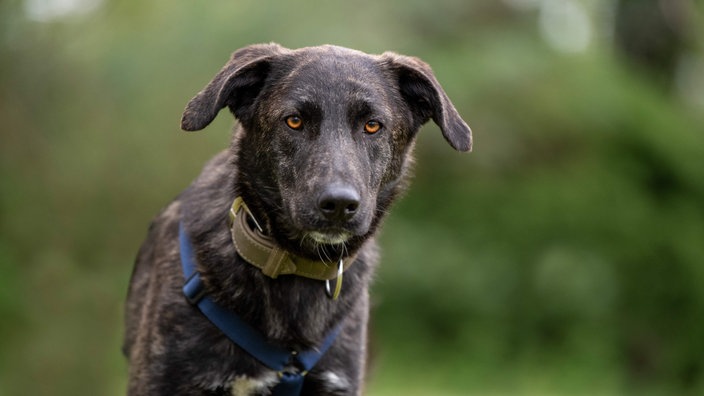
top-left (124, 43), bottom-right (471, 395)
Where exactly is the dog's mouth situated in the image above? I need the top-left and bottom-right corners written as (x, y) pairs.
top-left (276, 216), bottom-right (371, 261)
top-left (306, 230), bottom-right (353, 245)
top-left (282, 215), bottom-right (360, 245)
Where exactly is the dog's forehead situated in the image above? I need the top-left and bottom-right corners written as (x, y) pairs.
top-left (292, 45), bottom-right (376, 67)
top-left (276, 46), bottom-right (390, 105)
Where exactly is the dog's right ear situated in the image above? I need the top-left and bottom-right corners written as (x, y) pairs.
top-left (181, 43), bottom-right (288, 131)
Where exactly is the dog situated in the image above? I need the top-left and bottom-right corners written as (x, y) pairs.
top-left (124, 43), bottom-right (471, 395)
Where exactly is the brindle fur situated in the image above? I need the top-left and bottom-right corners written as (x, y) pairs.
top-left (124, 43), bottom-right (471, 395)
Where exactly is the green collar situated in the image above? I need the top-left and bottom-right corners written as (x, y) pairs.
top-left (228, 197), bottom-right (353, 299)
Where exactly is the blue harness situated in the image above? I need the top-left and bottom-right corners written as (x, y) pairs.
top-left (178, 222), bottom-right (341, 395)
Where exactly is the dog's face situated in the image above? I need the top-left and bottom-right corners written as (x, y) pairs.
top-left (181, 44), bottom-right (471, 258)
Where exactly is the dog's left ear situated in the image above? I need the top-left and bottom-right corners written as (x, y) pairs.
top-left (380, 53), bottom-right (472, 152)
top-left (181, 43), bottom-right (288, 131)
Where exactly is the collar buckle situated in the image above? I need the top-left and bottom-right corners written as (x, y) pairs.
top-left (229, 196), bottom-right (263, 233)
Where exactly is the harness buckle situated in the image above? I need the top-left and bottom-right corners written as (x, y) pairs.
top-left (277, 368), bottom-right (308, 378)
top-left (183, 271), bottom-right (207, 305)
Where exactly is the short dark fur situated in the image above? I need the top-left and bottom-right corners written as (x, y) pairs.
top-left (124, 44), bottom-right (471, 395)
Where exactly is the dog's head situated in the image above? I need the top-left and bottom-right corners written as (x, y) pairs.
top-left (181, 44), bottom-right (471, 259)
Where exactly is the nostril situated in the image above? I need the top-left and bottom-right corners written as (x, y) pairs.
top-left (320, 200), bottom-right (337, 214)
top-left (345, 202), bottom-right (359, 214)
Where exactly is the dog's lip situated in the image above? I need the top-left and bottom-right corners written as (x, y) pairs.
top-left (289, 210), bottom-right (371, 244)
top-left (306, 229), bottom-right (353, 245)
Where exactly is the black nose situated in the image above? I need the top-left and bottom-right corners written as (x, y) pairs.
top-left (318, 186), bottom-right (360, 223)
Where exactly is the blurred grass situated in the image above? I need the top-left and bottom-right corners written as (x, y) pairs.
top-left (1, 0), bottom-right (704, 395)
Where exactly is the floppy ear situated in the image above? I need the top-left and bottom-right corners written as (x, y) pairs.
top-left (381, 53), bottom-right (472, 152)
top-left (181, 43), bottom-right (288, 131)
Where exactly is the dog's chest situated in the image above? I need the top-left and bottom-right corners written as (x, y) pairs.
top-left (226, 371), bottom-right (349, 395)
top-left (229, 373), bottom-right (278, 395)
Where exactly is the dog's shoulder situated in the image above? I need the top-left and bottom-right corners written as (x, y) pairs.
top-left (125, 150), bottom-right (233, 352)
top-left (123, 199), bottom-right (182, 357)
top-left (188, 149), bottom-right (234, 191)
top-left (178, 150), bottom-right (237, 240)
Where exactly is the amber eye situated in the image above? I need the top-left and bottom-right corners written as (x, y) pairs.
top-left (364, 120), bottom-right (382, 134)
top-left (286, 116), bottom-right (303, 130)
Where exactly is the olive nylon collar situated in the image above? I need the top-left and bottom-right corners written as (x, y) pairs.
top-left (228, 197), bottom-right (353, 298)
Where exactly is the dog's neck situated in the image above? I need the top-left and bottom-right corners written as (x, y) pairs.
top-left (228, 197), bottom-right (353, 298)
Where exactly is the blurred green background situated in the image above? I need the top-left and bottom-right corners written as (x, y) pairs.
top-left (2, 0), bottom-right (704, 395)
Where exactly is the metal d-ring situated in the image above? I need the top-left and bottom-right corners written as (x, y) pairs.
top-left (325, 259), bottom-right (344, 300)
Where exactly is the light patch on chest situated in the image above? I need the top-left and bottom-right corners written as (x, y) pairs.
top-left (231, 372), bottom-right (279, 396)
top-left (322, 371), bottom-right (350, 392)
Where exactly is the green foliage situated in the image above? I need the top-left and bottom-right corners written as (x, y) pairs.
top-left (1, 1), bottom-right (703, 395)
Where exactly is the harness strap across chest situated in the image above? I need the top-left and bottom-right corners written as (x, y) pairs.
top-left (179, 222), bottom-right (341, 395)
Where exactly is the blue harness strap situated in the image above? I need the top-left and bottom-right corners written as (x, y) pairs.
top-left (178, 222), bottom-right (341, 395)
